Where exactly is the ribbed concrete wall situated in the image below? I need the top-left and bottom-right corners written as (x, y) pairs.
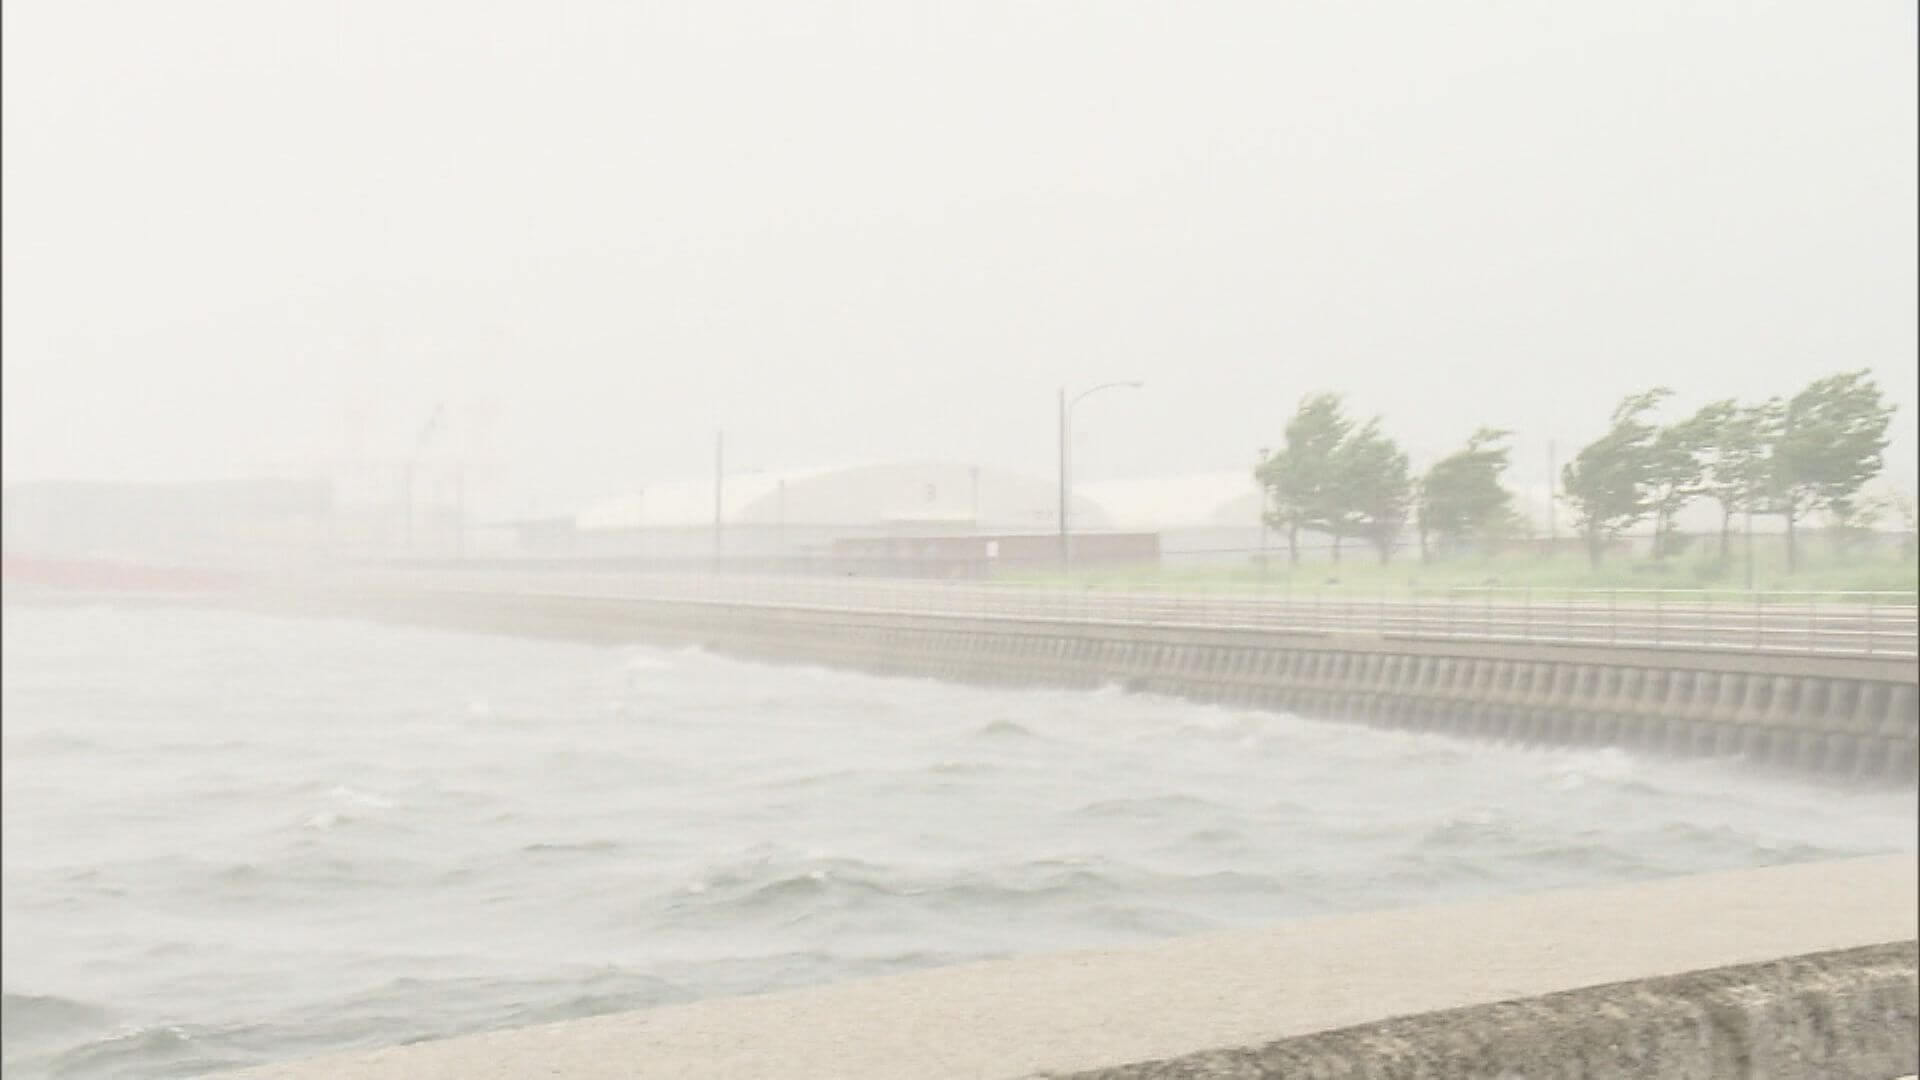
top-left (312, 588), bottom-right (1920, 784)
top-left (230, 856), bottom-right (1918, 1080)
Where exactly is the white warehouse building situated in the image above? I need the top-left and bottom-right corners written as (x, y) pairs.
top-left (1074, 471), bottom-right (1268, 565)
top-left (569, 462), bottom-right (1113, 562)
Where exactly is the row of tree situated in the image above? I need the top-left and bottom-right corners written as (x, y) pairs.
top-left (1253, 370), bottom-right (1898, 569)
top-left (1560, 371), bottom-right (1896, 569)
top-left (1254, 394), bottom-right (1520, 565)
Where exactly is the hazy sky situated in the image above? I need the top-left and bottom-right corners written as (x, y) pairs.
top-left (4, 1), bottom-right (1915, 517)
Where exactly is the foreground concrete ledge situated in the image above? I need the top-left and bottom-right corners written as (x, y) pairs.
top-left (1066, 944), bottom-right (1916, 1079)
top-left (230, 855), bottom-right (1918, 1080)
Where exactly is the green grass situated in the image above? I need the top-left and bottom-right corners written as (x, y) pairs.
top-left (1002, 539), bottom-right (1918, 602)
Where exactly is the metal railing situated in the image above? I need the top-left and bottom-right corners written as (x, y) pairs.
top-left (370, 569), bottom-right (1920, 659)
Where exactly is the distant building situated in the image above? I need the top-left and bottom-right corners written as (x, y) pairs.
top-left (829, 532), bottom-right (1159, 578)
top-left (1076, 471), bottom-right (1266, 565)
top-left (565, 463), bottom-right (1111, 565)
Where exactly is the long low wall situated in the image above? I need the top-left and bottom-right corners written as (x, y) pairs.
top-left (305, 586), bottom-right (1920, 784)
top-left (231, 855), bottom-right (1919, 1079)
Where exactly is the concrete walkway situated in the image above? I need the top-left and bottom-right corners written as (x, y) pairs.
top-left (341, 568), bottom-right (1920, 659)
top-left (230, 855), bottom-right (1918, 1080)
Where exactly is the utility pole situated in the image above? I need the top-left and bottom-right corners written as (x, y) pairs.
top-left (1546, 440), bottom-right (1557, 553)
top-left (1057, 381), bottom-right (1144, 576)
top-left (405, 402), bottom-right (445, 558)
top-left (453, 463), bottom-right (466, 560)
top-left (1057, 388), bottom-right (1069, 571)
top-left (1258, 483), bottom-right (1270, 580)
top-left (400, 462), bottom-right (415, 555)
top-left (1744, 491), bottom-right (1756, 592)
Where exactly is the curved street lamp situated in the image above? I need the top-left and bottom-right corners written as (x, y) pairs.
top-left (1059, 380), bottom-right (1144, 573)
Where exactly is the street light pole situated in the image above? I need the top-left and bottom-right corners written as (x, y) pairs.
top-left (1744, 500), bottom-right (1755, 593)
top-left (1058, 380), bottom-right (1144, 576)
top-left (1058, 388), bottom-right (1069, 569)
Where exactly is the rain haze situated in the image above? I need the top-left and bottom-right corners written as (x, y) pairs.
top-left (3, 2), bottom-right (1915, 509)
top-left (3, 4), bottom-right (1917, 1080)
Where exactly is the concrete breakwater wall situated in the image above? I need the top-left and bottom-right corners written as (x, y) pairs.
top-left (316, 587), bottom-right (1920, 783)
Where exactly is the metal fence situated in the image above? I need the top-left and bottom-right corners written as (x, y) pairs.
top-left (383, 569), bottom-right (1920, 659)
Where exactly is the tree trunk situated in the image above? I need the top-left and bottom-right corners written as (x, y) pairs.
top-left (1718, 507), bottom-right (1732, 561)
top-left (1654, 507), bottom-right (1679, 560)
top-left (1785, 507), bottom-right (1798, 573)
top-left (1287, 525), bottom-right (1299, 567)
top-left (1332, 533), bottom-right (1342, 564)
top-left (1587, 525), bottom-right (1603, 568)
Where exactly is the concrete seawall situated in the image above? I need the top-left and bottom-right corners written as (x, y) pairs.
top-left (231, 856), bottom-right (1918, 1079)
top-left (312, 586), bottom-right (1920, 784)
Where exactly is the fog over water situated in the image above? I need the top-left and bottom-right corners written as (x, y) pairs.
top-left (3, 603), bottom-right (1912, 1078)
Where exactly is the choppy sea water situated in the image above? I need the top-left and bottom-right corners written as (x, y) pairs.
top-left (2, 601), bottom-right (1913, 1079)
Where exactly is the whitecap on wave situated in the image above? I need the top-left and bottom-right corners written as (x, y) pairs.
top-left (327, 785), bottom-right (394, 809)
top-left (1544, 747), bottom-right (1638, 790)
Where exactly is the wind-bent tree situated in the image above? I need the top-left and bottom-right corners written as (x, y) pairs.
top-left (1645, 413), bottom-right (1709, 559)
top-left (1332, 418), bottom-right (1413, 564)
top-left (1823, 494), bottom-right (1892, 558)
top-left (1560, 388), bottom-right (1669, 567)
top-left (1892, 492), bottom-right (1918, 561)
top-left (1416, 428), bottom-right (1517, 561)
top-left (1768, 370), bottom-right (1895, 571)
top-left (1255, 393), bottom-right (1352, 565)
top-left (1689, 398), bottom-right (1778, 561)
